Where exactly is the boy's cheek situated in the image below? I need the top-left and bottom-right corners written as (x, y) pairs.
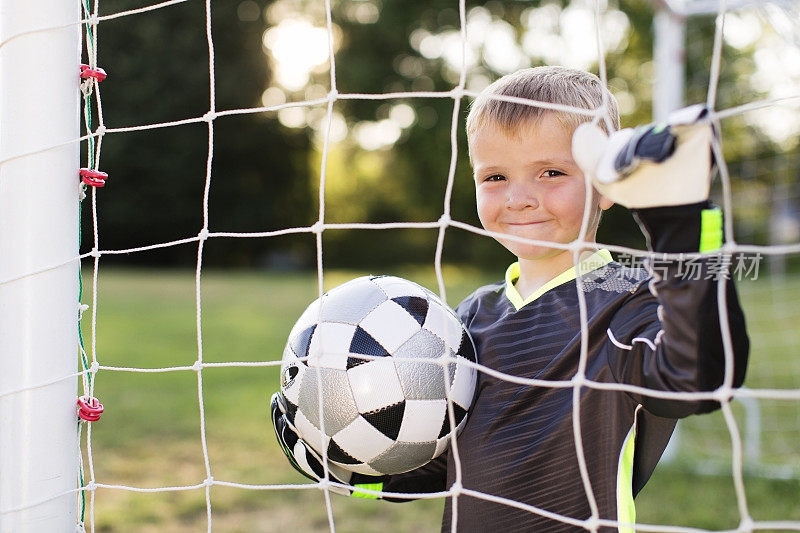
top-left (474, 199), bottom-right (493, 230)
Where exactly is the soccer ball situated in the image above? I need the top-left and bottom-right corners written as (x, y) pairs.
top-left (279, 275), bottom-right (477, 476)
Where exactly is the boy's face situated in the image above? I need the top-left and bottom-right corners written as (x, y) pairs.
top-left (470, 113), bottom-right (612, 261)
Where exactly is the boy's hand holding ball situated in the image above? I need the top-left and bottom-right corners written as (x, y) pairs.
top-left (572, 104), bottom-right (715, 209)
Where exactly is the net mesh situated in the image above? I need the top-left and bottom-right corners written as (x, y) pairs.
top-left (0, 0), bottom-right (799, 531)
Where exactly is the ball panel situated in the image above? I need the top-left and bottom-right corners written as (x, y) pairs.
top-left (308, 322), bottom-right (356, 369)
top-left (437, 403), bottom-right (468, 439)
top-left (347, 358), bottom-right (405, 413)
top-left (394, 328), bottom-right (446, 360)
top-left (456, 330), bottom-right (477, 363)
top-left (371, 276), bottom-right (427, 299)
top-left (294, 409), bottom-right (330, 453)
top-left (282, 368), bottom-right (302, 407)
top-left (390, 296), bottom-right (429, 326)
top-left (362, 400), bottom-right (406, 440)
top-left (396, 359), bottom-right (446, 401)
top-left (321, 278), bottom-right (386, 325)
top-left (290, 324), bottom-right (317, 361)
top-left (433, 435), bottom-right (451, 458)
top-left (396, 399), bottom-right (447, 443)
top-left (327, 438), bottom-right (360, 465)
top-left (283, 395), bottom-right (298, 425)
top-left (297, 367), bottom-right (359, 435)
top-left (343, 462), bottom-right (383, 476)
top-left (449, 358), bottom-right (477, 409)
top-left (359, 300), bottom-right (421, 353)
top-left (454, 411), bottom-right (469, 434)
top-left (345, 354), bottom-right (370, 370)
top-left (280, 343), bottom-right (304, 406)
top-left (282, 343), bottom-right (300, 365)
top-left (368, 441), bottom-right (437, 475)
top-left (331, 416), bottom-right (395, 463)
top-left (423, 302), bottom-right (463, 351)
top-left (445, 349), bottom-right (457, 385)
top-left (394, 329), bottom-right (447, 400)
top-left (348, 326), bottom-right (389, 360)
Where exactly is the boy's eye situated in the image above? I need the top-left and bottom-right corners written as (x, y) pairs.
top-left (542, 169), bottom-right (566, 178)
top-left (483, 174), bottom-right (506, 182)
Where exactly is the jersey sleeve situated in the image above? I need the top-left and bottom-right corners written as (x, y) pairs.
top-left (607, 201), bottom-right (750, 418)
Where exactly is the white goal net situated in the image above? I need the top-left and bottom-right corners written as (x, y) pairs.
top-left (1, 0), bottom-right (799, 531)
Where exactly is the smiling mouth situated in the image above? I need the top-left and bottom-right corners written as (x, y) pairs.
top-left (506, 220), bottom-right (549, 226)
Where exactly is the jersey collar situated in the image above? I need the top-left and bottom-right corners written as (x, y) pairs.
top-left (504, 249), bottom-right (613, 311)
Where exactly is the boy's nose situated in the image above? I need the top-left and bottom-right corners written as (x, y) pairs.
top-left (505, 185), bottom-right (539, 210)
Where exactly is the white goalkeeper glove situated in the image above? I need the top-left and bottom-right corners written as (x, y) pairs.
top-left (270, 392), bottom-right (386, 497)
top-left (572, 104), bottom-right (716, 209)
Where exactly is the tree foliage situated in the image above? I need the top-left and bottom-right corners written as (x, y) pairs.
top-left (85, 0), bottom-right (787, 269)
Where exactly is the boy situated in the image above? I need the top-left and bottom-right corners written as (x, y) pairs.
top-left (271, 66), bottom-right (749, 531)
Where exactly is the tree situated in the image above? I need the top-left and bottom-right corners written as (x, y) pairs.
top-left (85, 0), bottom-right (312, 266)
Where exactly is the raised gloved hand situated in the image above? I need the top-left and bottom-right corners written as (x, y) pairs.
top-left (270, 392), bottom-right (386, 498)
top-left (572, 104), bottom-right (716, 209)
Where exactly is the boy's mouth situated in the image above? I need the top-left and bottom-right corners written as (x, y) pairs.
top-left (505, 220), bottom-right (550, 226)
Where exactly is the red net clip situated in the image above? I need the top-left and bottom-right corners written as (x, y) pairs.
top-left (77, 396), bottom-right (104, 422)
top-left (80, 168), bottom-right (108, 188)
top-left (80, 64), bottom-right (107, 82)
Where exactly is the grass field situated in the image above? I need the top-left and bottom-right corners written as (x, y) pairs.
top-left (80, 267), bottom-right (800, 532)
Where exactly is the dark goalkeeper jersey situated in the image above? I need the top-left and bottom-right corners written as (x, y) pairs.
top-left (381, 203), bottom-right (749, 532)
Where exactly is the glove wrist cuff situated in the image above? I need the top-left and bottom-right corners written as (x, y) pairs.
top-left (632, 201), bottom-right (723, 253)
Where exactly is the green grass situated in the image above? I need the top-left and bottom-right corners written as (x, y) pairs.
top-left (79, 268), bottom-right (800, 531)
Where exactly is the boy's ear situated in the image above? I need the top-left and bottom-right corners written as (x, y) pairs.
top-left (598, 194), bottom-right (614, 211)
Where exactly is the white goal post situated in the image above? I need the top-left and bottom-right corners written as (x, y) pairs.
top-left (0, 0), bottom-right (81, 532)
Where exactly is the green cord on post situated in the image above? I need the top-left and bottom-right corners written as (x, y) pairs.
top-left (77, 1), bottom-right (97, 526)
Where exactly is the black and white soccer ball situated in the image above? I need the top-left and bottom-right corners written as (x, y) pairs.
top-left (279, 275), bottom-right (477, 476)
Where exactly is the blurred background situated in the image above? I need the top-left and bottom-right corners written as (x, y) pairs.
top-left (78, 0), bottom-right (800, 530)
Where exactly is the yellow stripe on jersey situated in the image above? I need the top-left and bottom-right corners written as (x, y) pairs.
top-left (699, 207), bottom-right (723, 253)
top-left (617, 405), bottom-right (641, 533)
top-left (504, 249), bottom-right (614, 310)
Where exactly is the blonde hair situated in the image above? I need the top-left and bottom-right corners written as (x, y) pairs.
top-left (466, 66), bottom-right (620, 140)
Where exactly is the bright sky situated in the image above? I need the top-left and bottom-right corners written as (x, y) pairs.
top-left (259, 0), bottom-right (799, 150)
